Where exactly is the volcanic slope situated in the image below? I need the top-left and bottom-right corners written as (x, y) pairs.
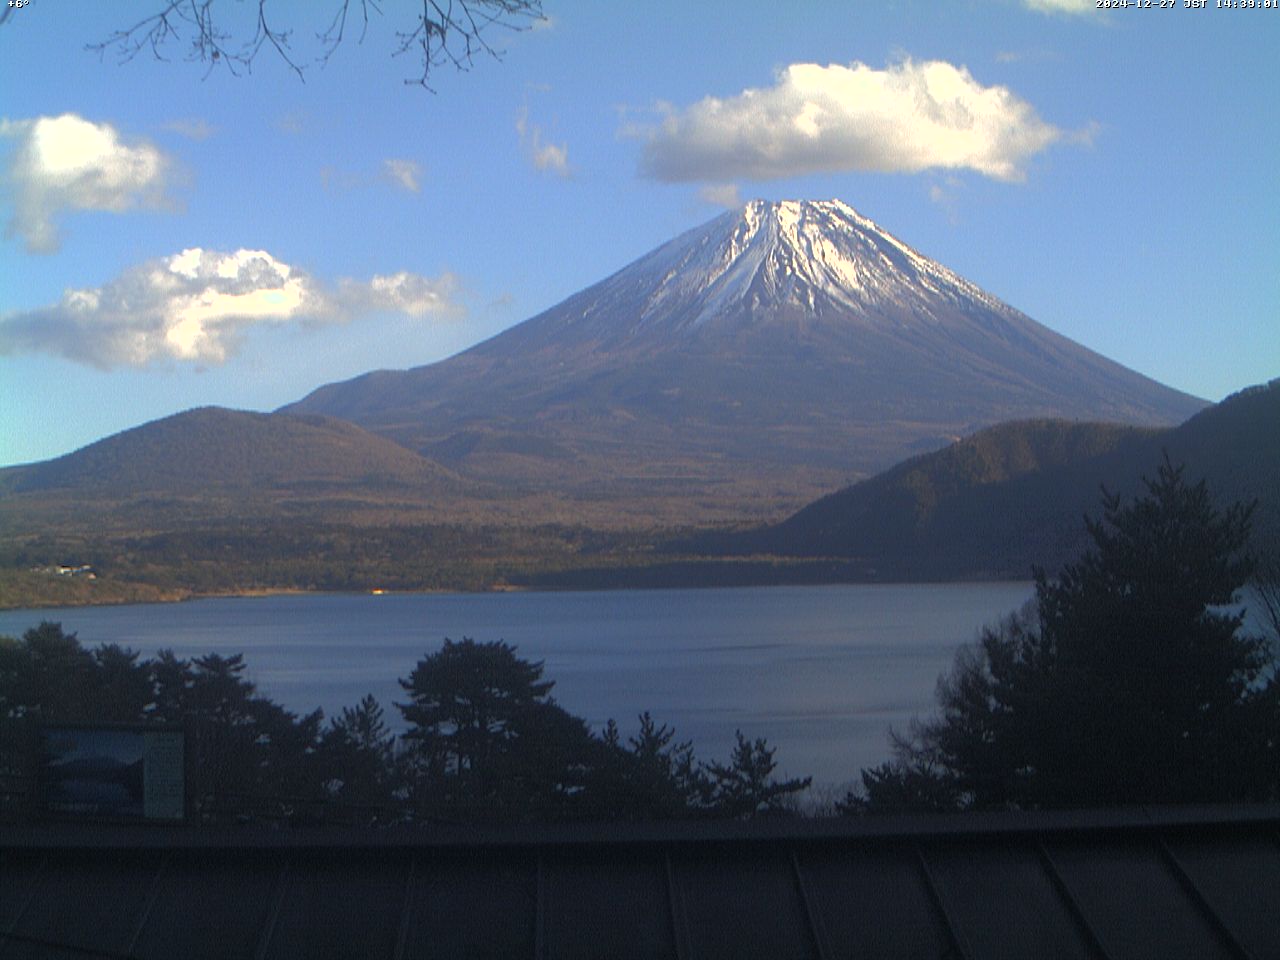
top-left (286, 200), bottom-right (1205, 523)
top-left (0, 407), bottom-right (466, 531)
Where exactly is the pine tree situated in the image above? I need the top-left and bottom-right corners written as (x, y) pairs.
top-left (397, 637), bottom-right (563, 816)
top-left (864, 457), bottom-right (1278, 810)
top-left (705, 731), bottom-right (811, 817)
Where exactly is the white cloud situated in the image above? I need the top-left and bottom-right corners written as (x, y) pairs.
top-left (1023, 0), bottom-right (1096, 15)
top-left (339, 270), bottom-right (461, 317)
top-left (1, 113), bottom-right (174, 253)
top-left (0, 249), bottom-right (462, 369)
top-left (531, 140), bottom-right (569, 175)
top-left (321, 159), bottom-right (424, 194)
top-left (633, 59), bottom-right (1065, 184)
top-left (698, 184), bottom-right (743, 209)
top-left (381, 158), bottom-right (423, 193)
top-left (516, 106), bottom-right (571, 177)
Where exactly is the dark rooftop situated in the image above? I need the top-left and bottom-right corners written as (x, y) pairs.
top-left (2, 804), bottom-right (1278, 959)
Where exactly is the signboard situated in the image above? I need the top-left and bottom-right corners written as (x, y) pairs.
top-left (42, 725), bottom-right (186, 822)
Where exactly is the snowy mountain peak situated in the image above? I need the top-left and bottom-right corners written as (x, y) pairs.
top-left (714, 198), bottom-right (1003, 314)
top-left (288, 197), bottom-right (1207, 510)
top-left (566, 199), bottom-right (1009, 343)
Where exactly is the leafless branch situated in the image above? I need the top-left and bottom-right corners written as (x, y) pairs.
top-left (316, 0), bottom-right (379, 70)
top-left (251, 2), bottom-right (304, 81)
top-left (86, 1), bottom-right (249, 79)
top-left (76, 0), bottom-right (542, 89)
top-left (394, 0), bottom-right (538, 89)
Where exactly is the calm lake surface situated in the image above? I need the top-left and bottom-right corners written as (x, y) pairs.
top-left (0, 583), bottom-right (1035, 787)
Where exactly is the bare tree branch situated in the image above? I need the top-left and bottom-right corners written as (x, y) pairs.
top-left (251, 1), bottom-right (305, 82)
top-left (316, 0), bottom-right (379, 71)
top-left (394, 0), bottom-right (536, 89)
top-left (86, 1), bottom-right (248, 79)
top-left (69, 0), bottom-right (543, 89)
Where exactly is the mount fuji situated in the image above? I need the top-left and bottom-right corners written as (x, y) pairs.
top-left (286, 200), bottom-right (1205, 521)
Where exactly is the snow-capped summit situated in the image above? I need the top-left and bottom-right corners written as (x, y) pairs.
top-left (286, 200), bottom-right (1205, 520)
top-left (626, 198), bottom-right (1004, 329)
top-left (514, 199), bottom-right (1011, 351)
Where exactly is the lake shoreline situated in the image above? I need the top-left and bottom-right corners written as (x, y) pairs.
top-left (1, 555), bottom-right (1027, 614)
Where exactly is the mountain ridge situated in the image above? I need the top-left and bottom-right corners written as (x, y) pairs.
top-left (0, 198), bottom-right (1236, 611)
top-left (285, 199), bottom-right (1205, 518)
top-left (2, 385), bottom-right (1272, 607)
top-left (695, 380), bottom-right (1280, 580)
top-left (0, 407), bottom-right (458, 495)
top-left (0, 407), bottom-right (482, 539)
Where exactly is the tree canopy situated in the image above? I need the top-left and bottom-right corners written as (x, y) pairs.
top-left (852, 457), bottom-right (1279, 812)
top-left (395, 637), bottom-right (811, 821)
top-left (397, 637), bottom-right (553, 772)
top-left (2, 625), bottom-right (810, 824)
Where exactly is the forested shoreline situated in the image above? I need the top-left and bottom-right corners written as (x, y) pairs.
top-left (0, 626), bottom-right (812, 825)
top-left (6, 382), bottom-right (1275, 613)
top-left (3, 460), bottom-right (1278, 824)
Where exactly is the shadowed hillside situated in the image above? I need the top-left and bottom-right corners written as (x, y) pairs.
top-left (699, 380), bottom-right (1279, 580)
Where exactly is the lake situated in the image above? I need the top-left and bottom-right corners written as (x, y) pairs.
top-left (0, 583), bottom-right (1035, 789)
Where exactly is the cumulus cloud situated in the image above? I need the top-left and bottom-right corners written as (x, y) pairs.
top-left (633, 59), bottom-right (1065, 184)
top-left (0, 248), bottom-right (461, 369)
top-left (381, 158), bottom-right (423, 193)
top-left (1, 113), bottom-right (174, 253)
top-left (516, 106), bottom-right (570, 177)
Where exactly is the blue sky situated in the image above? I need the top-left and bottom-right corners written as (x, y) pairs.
top-left (1, 0), bottom-right (1276, 467)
